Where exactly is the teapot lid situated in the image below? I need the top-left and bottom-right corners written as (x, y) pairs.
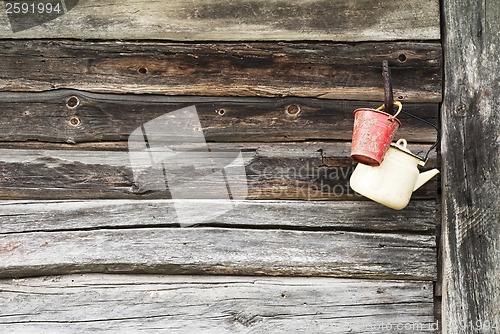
top-left (390, 139), bottom-right (426, 164)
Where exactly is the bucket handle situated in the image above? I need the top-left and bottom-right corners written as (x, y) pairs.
top-left (386, 104), bottom-right (440, 162)
top-left (376, 101), bottom-right (402, 118)
top-left (376, 101), bottom-right (440, 161)
top-left (399, 109), bottom-right (440, 162)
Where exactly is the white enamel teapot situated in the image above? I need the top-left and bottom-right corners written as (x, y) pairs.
top-left (350, 139), bottom-right (439, 210)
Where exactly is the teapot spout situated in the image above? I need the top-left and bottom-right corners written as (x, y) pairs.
top-left (413, 169), bottom-right (440, 191)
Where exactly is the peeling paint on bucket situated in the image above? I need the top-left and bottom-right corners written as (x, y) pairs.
top-left (351, 107), bottom-right (401, 166)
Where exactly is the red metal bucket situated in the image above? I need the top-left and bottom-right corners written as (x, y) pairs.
top-left (351, 102), bottom-right (402, 166)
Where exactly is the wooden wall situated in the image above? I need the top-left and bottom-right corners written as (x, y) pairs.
top-left (441, 0), bottom-right (500, 332)
top-left (0, 0), bottom-right (442, 332)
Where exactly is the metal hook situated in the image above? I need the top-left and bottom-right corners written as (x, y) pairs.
top-left (381, 60), bottom-right (440, 161)
top-left (382, 60), bottom-right (394, 114)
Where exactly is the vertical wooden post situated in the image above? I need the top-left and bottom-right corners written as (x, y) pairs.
top-left (442, 0), bottom-right (500, 332)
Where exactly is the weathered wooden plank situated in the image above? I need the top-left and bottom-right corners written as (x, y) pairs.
top-left (0, 275), bottom-right (436, 333)
top-left (441, 0), bottom-right (500, 332)
top-left (0, 142), bottom-right (438, 200)
top-left (0, 199), bottom-right (437, 234)
top-left (0, 41), bottom-right (442, 101)
top-left (0, 90), bottom-right (440, 143)
top-left (0, 0), bottom-right (440, 41)
top-left (0, 226), bottom-right (436, 279)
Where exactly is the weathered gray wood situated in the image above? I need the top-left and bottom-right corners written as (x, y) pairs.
top-left (0, 94), bottom-right (441, 143)
top-left (0, 90), bottom-right (440, 143)
top-left (0, 197), bottom-right (438, 279)
top-left (0, 41), bottom-right (442, 101)
top-left (441, 0), bottom-right (500, 332)
top-left (0, 199), bottom-right (437, 234)
top-left (0, 142), bottom-right (438, 200)
top-left (0, 275), bottom-right (436, 333)
top-left (0, 0), bottom-right (440, 41)
top-left (0, 225), bottom-right (436, 279)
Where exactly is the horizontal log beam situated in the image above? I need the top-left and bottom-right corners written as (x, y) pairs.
top-left (0, 216), bottom-right (436, 280)
top-left (0, 91), bottom-right (440, 143)
top-left (0, 199), bottom-right (437, 234)
top-left (0, 275), bottom-right (435, 333)
top-left (0, 41), bottom-right (442, 101)
top-left (0, 0), bottom-right (440, 41)
top-left (0, 142), bottom-right (438, 200)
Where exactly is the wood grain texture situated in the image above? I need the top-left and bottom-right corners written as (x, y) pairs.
top-left (0, 225), bottom-right (436, 280)
top-left (0, 0), bottom-right (441, 41)
top-left (0, 41), bottom-right (442, 101)
top-left (0, 90), bottom-right (440, 143)
top-left (0, 199), bottom-right (437, 234)
top-left (0, 275), bottom-right (436, 333)
top-left (441, 0), bottom-right (500, 332)
top-left (0, 142), bottom-right (438, 200)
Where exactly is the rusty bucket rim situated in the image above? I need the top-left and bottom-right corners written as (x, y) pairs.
top-left (353, 107), bottom-right (402, 127)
